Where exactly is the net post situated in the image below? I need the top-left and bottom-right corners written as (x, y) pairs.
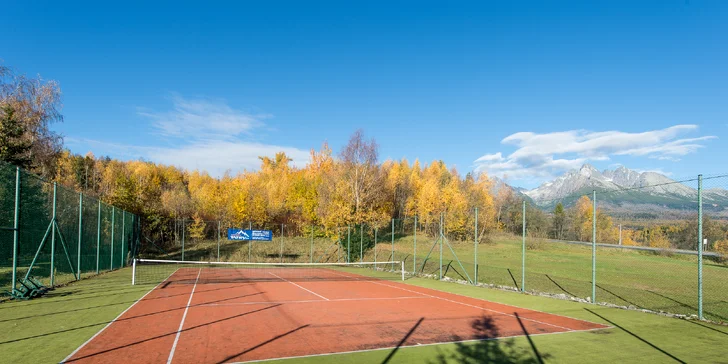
top-left (474, 207), bottom-right (478, 285)
top-left (77, 192), bottom-right (83, 280)
top-left (11, 167), bottom-right (20, 293)
top-left (132, 258), bottom-right (136, 285)
top-left (401, 261), bottom-right (405, 281)
top-left (592, 190), bottom-right (597, 304)
top-left (50, 182), bottom-right (57, 286)
top-left (96, 200), bottom-right (101, 274)
top-left (522, 201), bottom-right (525, 293)
top-left (698, 174), bottom-right (703, 320)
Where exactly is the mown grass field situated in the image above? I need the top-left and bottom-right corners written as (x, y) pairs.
top-left (165, 231), bottom-right (728, 323)
top-left (1, 266), bottom-right (727, 363)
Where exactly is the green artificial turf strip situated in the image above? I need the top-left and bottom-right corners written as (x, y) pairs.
top-left (0, 268), bottom-right (153, 364)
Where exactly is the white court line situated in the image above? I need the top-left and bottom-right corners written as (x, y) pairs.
top-left (234, 326), bottom-right (612, 364)
top-left (268, 272), bottom-right (329, 301)
top-left (200, 296), bottom-right (427, 307)
top-left (61, 269), bottom-right (181, 363)
top-left (167, 268), bottom-right (202, 364)
top-left (327, 271), bottom-right (574, 332)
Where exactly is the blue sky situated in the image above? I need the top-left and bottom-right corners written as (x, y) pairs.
top-left (1, 1), bottom-right (726, 188)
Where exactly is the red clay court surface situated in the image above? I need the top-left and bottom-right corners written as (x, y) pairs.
top-left (62, 267), bottom-right (609, 363)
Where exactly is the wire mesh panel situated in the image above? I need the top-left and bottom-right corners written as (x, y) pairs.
top-left (17, 171), bottom-right (53, 287)
top-left (702, 175), bottom-right (728, 322)
top-left (0, 163), bottom-right (17, 293)
top-left (596, 180), bottom-right (700, 315)
top-left (80, 195), bottom-right (100, 276)
top-left (114, 209), bottom-right (123, 268)
top-left (53, 184), bottom-right (80, 286)
top-left (98, 203), bottom-right (113, 272)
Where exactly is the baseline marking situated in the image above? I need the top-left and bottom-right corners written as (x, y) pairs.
top-left (61, 269), bottom-right (180, 363)
top-left (167, 268), bottom-right (202, 364)
top-left (328, 271), bottom-right (574, 331)
top-left (268, 272), bottom-right (329, 301)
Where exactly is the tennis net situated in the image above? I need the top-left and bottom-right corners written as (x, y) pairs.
top-left (132, 259), bottom-right (406, 285)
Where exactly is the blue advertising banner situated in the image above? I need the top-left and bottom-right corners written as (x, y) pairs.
top-left (227, 228), bottom-right (273, 241)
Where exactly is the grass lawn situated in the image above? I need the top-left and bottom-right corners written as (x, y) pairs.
top-left (1, 267), bottom-right (727, 363)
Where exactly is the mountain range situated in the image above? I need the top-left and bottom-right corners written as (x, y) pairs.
top-left (496, 164), bottom-right (728, 216)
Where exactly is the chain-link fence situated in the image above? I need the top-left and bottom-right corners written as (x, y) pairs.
top-left (0, 162), bottom-right (140, 297)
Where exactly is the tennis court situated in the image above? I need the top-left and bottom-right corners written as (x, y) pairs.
top-left (62, 260), bottom-right (608, 363)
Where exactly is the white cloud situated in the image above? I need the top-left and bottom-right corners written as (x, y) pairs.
top-left (70, 95), bottom-right (310, 176)
top-left (474, 125), bottom-right (715, 181)
top-left (137, 94), bottom-right (270, 139)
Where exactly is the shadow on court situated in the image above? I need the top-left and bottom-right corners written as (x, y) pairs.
top-left (419, 314), bottom-right (549, 364)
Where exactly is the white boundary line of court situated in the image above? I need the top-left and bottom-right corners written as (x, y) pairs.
top-left (268, 272), bottom-right (329, 300)
top-left (200, 296), bottom-right (427, 307)
top-left (61, 269), bottom-right (181, 363)
top-left (167, 268), bottom-right (202, 364)
top-left (234, 326), bottom-right (613, 364)
top-left (327, 271), bottom-right (576, 332)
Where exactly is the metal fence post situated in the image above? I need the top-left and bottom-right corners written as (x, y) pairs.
top-left (522, 201), bottom-right (525, 292)
top-left (439, 213), bottom-right (443, 280)
top-left (11, 167), bottom-right (20, 292)
top-left (310, 225), bottom-right (314, 263)
top-left (391, 218), bottom-right (395, 271)
top-left (217, 221), bottom-right (221, 261)
top-left (50, 183), bottom-right (57, 286)
top-left (360, 224), bottom-right (363, 263)
top-left (77, 193), bottom-right (83, 279)
top-left (698, 174), bottom-right (704, 320)
top-left (347, 224), bottom-right (351, 263)
top-left (413, 216), bottom-right (417, 275)
top-left (474, 207), bottom-right (478, 285)
top-left (280, 223), bottom-right (284, 263)
top-left (181, 218), bottom-right (185, 261)
top-left (96, 200), bottom-right (101, 274)
top-left (248, 221), bottom-right (252, 262)
top-left (592, 190), bottom-right (597, 304)
top-left (374, 227), bottom-right (378, 264)
top-left (110, 206), bottom-right (115, 270)
top-left (121, 210), bottom-right (125, 268)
